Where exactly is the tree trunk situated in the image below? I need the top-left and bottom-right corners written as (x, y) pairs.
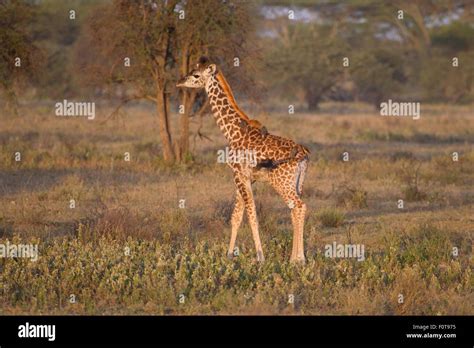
top-left (156, 88), bottom-right (175, 163)
top-left (305, 90), bottom-right (321, 111)
top-left (175, 45), bottom-right (192, 162)
top-left (2, 84), bottom-right (19, 117)
top-left (177, 90), bottom-right (196, 161)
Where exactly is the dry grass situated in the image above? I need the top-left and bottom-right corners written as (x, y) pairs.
top-left (0, 102), bottom-right (473, 314)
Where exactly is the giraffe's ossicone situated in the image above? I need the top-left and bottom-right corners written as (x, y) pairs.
top-left (177, 56), bottom-right (310, 263)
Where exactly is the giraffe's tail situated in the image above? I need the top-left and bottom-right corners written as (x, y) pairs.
top-left (295, 157), bottom-right (308, 197)
top-left (294, 145), bottom-right (309, 197)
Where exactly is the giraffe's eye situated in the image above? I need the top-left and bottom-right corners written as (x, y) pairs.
top-left (193, 75), bottom-right (200, 78)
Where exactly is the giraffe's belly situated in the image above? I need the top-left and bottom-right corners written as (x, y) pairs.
top-left (250, 167), bottom-right (271, 182)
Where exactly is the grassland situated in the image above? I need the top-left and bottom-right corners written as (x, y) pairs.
top-left (0, 102), bottom-right (472, 314)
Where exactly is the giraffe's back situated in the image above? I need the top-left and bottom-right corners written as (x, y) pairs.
top-left (233, 128), bottom-right (310, 165)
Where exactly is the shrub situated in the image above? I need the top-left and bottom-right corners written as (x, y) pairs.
top-left (317, 208), bottom-right (346, 228)
top-left (334, 184), bottom-right (368, 209)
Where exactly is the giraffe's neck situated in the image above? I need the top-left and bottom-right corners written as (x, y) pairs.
top-left (205, 74), bottom-right (245, 144)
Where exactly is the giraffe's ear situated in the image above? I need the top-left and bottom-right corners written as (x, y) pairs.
top-left (205, 64), bottom-right (217, 76)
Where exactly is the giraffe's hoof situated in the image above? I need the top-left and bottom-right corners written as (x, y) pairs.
top-left (256, 251), bottom-right (265, 262)
top-left (227, 252), bottom-right (234, 260)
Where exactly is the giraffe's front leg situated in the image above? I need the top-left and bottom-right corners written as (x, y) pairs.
top-left (227, 191), bottom-right (244, 259)
top-left (233, 172), bottom-right (265, 262)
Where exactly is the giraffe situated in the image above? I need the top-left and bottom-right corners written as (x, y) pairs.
top-left (177, 57), bottom-right (310, 263)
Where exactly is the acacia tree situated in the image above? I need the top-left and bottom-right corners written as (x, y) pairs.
top-left (347, 0), bottom-right (474, 104)
top-left (351, 48), bottom-right (406, 107)
top-left (348, 0), bottom-right (474, 54)
top-left (173, 0), bottom-right (257, 161)
top-left (0, 0), bottom-right (42, 115)
top-left (262, 0), bottom-right (474, 107)
top-left (75, 0), bottom-right (258, 163)
top-left (266, 22), bottom-right (346, 111)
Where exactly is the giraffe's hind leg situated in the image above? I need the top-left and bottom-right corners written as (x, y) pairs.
top-left (293, 159), bottom-right (308, 262)
top-left (227, 190), bottom-right (244, 259)
top-left (269, 160), bottom-right (308, 263)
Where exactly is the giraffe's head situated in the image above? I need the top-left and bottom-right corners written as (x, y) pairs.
top-left (176, 56), bottom-right (217, 89)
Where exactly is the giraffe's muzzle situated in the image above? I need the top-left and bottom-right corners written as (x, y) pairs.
top-left (176, 77), bottom-right (186, 87)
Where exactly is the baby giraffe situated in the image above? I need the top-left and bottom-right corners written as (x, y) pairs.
top-left (177, 57), bottom-right (309, 263)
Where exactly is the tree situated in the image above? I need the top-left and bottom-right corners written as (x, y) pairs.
top-left (352, 48), bottom-right (407, 107)
top-left (265, 22), bottom-right (346, 110)
top-left (348, 1), bottom-right (474, 104)
top-left (173, 0), bottom-right (258, 161)
top-left (0, 0), bottom-right (42, 115)
top-left (29, 0), bottom-right (95, 99)
top-left (420, 22), bottom-right (474, 103)
top-left (346, 0), bottom-right (474, 54)
top-left (75, 0), bottom-right (258, 163)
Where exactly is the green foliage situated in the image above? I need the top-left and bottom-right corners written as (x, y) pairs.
top-left (0, 0), bottom-right (42, 113)
top-left (317, 208), bottom-right (346, 228)
top-left (352, 48), bottom-right (406, 106)
top-left (265, 23), bottom-right (346, 110)
top-left (29, 0), bottom-right (96, 98)
top-left (397, 160), bottom-right (427, 202)
top-left (335, 185), bottom-right (368, 209)
top-left (431, 22), bottom-right (474, 52)
top-left (420, 50), bottom-right (474, 103)
top-left (0, 220), bottom-right (470, 314)
top-left (262, 3), bottom-right (474, 106)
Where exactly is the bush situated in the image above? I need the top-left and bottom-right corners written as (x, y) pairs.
top-left (317, 208), bottom-right (346, 228)
top-left (334, 184), bottom-right (368, 209)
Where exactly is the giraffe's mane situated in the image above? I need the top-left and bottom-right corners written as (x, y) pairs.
top-left (216, 72), bottom-right (251, 123)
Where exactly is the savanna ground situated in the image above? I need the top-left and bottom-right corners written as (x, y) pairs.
top-left (0, 102), bottom-right (472, 315)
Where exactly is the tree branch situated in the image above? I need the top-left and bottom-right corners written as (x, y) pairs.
top-left (100, 94), bottom-right (147, 125)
